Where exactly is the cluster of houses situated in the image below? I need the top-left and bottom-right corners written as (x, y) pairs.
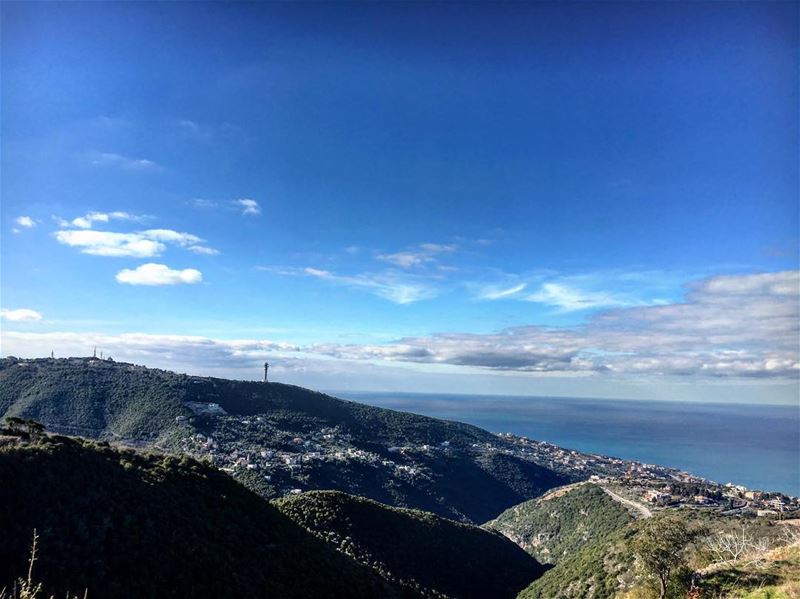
top-left (636, 479), bottom-right (799, 517)
top-left (178, 420), bottom-right (437, 496)
top-left (174, 410), bottom-right (798, 519)
top-left (498, 432), bottom-right (705, 484)
top-left (500, 433), bottom-right (799, 520)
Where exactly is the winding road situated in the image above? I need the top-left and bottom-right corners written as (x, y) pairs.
top-left (602, 487), bottom-right (653, 518)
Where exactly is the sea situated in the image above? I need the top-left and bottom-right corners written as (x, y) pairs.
top-left (335, 392), bottom-right (800, 497)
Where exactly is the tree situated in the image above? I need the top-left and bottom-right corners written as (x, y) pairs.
top-left (2, 418), bottom-right (45, 439)
top-left (704, 524), bottom-right (770, 565)
top-left (628, 516), bottom-right (698, 599)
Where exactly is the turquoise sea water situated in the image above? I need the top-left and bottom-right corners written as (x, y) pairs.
top-left (336, 392), bottom-right (800, 496)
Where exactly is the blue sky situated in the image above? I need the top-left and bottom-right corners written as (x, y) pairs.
top-left (2, 1), bottom-right (798, 403)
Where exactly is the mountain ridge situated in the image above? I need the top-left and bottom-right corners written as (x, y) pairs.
top-left (0, 356), bottom-right (573, 523)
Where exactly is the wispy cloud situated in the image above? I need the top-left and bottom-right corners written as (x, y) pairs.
top-left (305, 267), bottom-right (439, 304)
top-left (189, 198), bottom-right (259, 217)
top-left (177, 119), bottom-right (211, 142)
top-left (116, 263), bottom-right (202, 286)
top-left (90, 152), bottom-right (161, 171)
top-left (234, 198), bottom-right (260, 216)
top-left (188, 245), bottom-right (220, 255)
top-left (468, 269), bottom-right (679, 311)
top-left (377, 243), bottom-right (456, 269)
top-left (475, 282), bottom-right (527, 300)
top-left (175, 119), bottom-right (244, 144)
top-left (1, 308), bottom-right (43, 322)
top-left (526, 282), bottom-right (629, 312)
top-left (188, 198), bottom-right (218, 209)
top-left (263, 265), bottom-right (440, 304)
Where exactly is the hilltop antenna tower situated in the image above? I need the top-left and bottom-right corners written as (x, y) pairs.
top-left (93, 346), bottom-right (97, 358)
top-left (263, 362), bottom-right (269, 383)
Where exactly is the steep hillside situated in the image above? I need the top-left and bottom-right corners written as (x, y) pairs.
top-left (485, 483), bottom-right (633, 564)
top-left (0, 357), bottom-right (493, 444)
top-left (274, 490), bottom-right (546, 599)
top-left (0, 357), bottom-right (572, 522)
top-left (0, 357), bottom-right (187, 442)
top-left (517, 521), bottom-right (638, 599)
top-left (516, 511), bottom-right (798, 599)
top-left (697, 540), bottom-right (800, 598)
top-left (0, 433), bottom-right (402, 599)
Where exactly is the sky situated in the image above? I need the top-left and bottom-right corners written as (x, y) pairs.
top-left (1, 1), bottom-right (798, 404)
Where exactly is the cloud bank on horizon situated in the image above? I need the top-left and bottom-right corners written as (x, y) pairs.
top-left (4, 271), bottom-right (798, 386)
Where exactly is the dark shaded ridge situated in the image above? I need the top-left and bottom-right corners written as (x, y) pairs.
top-left (0, 435), bottom-right (402, 599)
top-left (275, 490), bottom-right (547, 599)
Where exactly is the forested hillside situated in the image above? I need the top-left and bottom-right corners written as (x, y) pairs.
top-left (275, 490), bottom-right (545, 598)
top-left (0, 357), bottom-right (571, 522)
top-left (0, 434), bottom-right (401, 599)
top-left (485, 483), bottom-right (633, 564)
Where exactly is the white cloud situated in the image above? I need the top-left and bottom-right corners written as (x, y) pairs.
top-left (115, 263), bottom-right (202, 286)
top-left (377, 252), bottom-right (429, 268)
top-left (0, 331), bottom-right (297, 372)
top-left (698, 271), bottom-right (799, 297)
top-left (476, 283), bottom-right (527, 300)
top-left (66, 211), bottom-right (143, 229)
top-left (178, 119), bottom-right (201, 133)
top-left (188, 245), bottom-right (220, 255)
top-left (54, 228), bottom-right (207, 258)
top-left (264, 265), bottom-right (440, 304)
top-left (90, 152), bottom-right (161, 171)
top-left (303, 267), bottom-right (438, 304)
top-left (377, 243), bottom-right (456, 269)
top-left (234, 198), bottom-right (260, 215)
top-left (140, 229), bottom-right (202, 246)
top-left (467, 269), bottom-right (683, 309)
top-left (527, 282), bottom-right (629, 312)
top-left (309, 271), bottom-right (800, 379)
top-left (1, 308), bottom-right (43, 322)
top-left (14, 216), bottom-right (36, 228)
top-left (188, 198), bottom-right (218, 209)
top-left (3, 272), bottom-right (800, 384)
top-left (55, 230), bottom-right (166, 258)
top-left (418, 243), bottom-right (456, 253)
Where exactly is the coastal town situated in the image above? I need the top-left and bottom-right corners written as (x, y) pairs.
top-left (178, 409), bottom-right (799, 520)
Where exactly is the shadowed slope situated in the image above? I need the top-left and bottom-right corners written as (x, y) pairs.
top-left (275, 490), bottom-right (547, 598)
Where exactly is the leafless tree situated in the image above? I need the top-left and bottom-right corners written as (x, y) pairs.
top-left (704, 524), bottom-right (770, 565)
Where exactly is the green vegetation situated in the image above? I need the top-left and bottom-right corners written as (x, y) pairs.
top-left (697, 540), bottom-right (800, 599)
top-left (517, 509), bottom-right (800, 599)
top-left (0, 434), bottom-right (401, 598)
top-left (628, 515), bottom-right (700, 599)
top-left (485, 483), bottom-right (633, 564)
top-left (275, 490), bottom-right (545, 598)
top-left (517, 520), bottom-right (637, 599)
top-left (0, 359), bottom-right (189, 443)
top-left (0, 358), bottom-right (571, 523)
